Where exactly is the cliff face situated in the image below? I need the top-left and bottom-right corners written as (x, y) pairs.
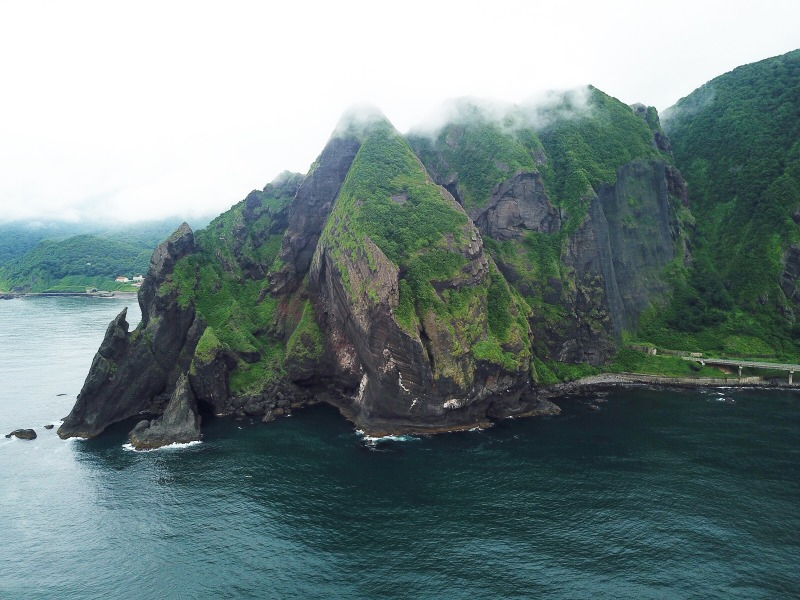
top-left (552, 160), bottom-right (676, 363)
top-left (59, 88), bottom-right (688, 441)
top-left (307, 121), bottom-right (538, 432)
top-left (411, 90), bottom-right (684, 367)
top-left (58, 224), bottom-right (200, 439)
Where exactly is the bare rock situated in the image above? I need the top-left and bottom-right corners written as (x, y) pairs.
top-left (58, 224), bottom-right (201, 440)
top-left (472, 172), bottom-right (561, 239)
top-left (127, 374), bottom-right (201, 450)
top-left (6, 429), bottom-right (37, 440)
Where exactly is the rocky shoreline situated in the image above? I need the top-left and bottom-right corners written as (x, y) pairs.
top-left (6, 371), bottom-right (796, 445)
top-left (541, 372), bottom-right (798, 397)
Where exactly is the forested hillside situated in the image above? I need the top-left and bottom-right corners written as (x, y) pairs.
top-left (0, 220), bottom-right (192, 292)
top-left (639, 49), bottom-right (800, 359)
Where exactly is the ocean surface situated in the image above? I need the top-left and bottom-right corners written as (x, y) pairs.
top-left (1, 296), bottom-right (799, 599)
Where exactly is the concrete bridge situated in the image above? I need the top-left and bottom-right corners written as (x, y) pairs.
top-left (682, 356), bottom-right (800, 384)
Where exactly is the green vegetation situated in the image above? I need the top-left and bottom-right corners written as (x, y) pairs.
top-left (536, 87), bottom-right (661, 232)
top-left (409, 116), bottom-right (538, 212)
top-left (321, 119), bottom-right (470, 308)
top-left (284, 300), bottom-right (324, 368)
top-left (607, 348), bottom-right (730, 378)
top-left (407, 89), bottom-right (673, 376)
top-left (327, 120), bottom-right (468, 264)
top-left (169, 175), bottom-right (306, 396)
top-left (322, 119), bottom-right (531, 379)
top-left (0, 234), bottom-right (154, 292)
top-left (665, 49), bottom-right (800, 307)
top-left (0, 219), bottom-right (195, 293)
top-left (636, 49), bottom-right (800, 361)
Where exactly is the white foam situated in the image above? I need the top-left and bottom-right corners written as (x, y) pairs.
top-left (122, 440), bottom-right (202, 452)
top-left (356, 430), bottom-right (421, 444)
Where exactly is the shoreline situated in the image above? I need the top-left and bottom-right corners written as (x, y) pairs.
top-left (541, 372), bottom-right (799, 396)
top-left (0, 291), bottom-right (138, 299)
top-left (343, 373), bottom-right (799, 437)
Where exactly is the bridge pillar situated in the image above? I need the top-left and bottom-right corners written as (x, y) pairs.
top-left (738, 365), bottom-right (743, 377)
top-left (790, 371), bottom-right (794, 385)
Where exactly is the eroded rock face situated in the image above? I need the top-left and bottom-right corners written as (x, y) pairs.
top-left (188, 341), bottom-right (235, 416)
top-left (552, 160), bottom-right (677, 363)
top-left (780, 245), bottom-right (800, 304)
top-left (57, 107), bottom-right (689, 441)
top-left (127, 374), bottom-right (201, 450)
top-left (58, 224), bottom-right (202, 439)
top-left (473, 172), bottom-right (561, 239)
top-left (270, 137), bottom-right (361, 294)
top-left (310, 208), bottom-right (531, 434)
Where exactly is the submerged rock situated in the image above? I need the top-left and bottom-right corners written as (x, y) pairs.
top-left (6, 429), bottom-right (37, 440)
top-left (127, 375), bottom-right (201, 450)
top-left (44, 424), bottom-right (55, 430)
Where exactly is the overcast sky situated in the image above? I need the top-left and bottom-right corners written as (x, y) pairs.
top-left (1, 0), bottom-right (798, 224)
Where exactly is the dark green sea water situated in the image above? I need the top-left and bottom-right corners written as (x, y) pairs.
top-left (1, 297), bottom-right (799, 599)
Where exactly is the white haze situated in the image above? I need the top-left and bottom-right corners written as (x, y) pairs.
top-left (0, 0), bottom-right (797, 224)
top-left (408, 87), bottom-right (595, 140)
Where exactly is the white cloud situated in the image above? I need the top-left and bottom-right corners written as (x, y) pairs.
top-left (0, 0), bottom-right (798, 223)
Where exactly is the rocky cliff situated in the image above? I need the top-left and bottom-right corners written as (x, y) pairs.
top-left (58, 224), bottom-right (200, 439)
top-left (59, 87), bottom-right (688, 442)
top-left (410, 88), bottom-right (684, 368)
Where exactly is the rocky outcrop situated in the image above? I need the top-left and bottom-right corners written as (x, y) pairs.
top-left (58, 224), bottom-right (202, 439)
top-left (127, 374), bottom-right (201, 450)
top-left (310, 186), bottom-right (531, 433)
top-left (780, 245), bottom-right (800, 304)
top-left (552, 160), bottom-right (678, 364)
top-left (473, 172), bottom-right (561, 239)
top-left (269, 136), bottom-right (361, 294)
top-left (6, 429), bottom-right (37, 440)
top-left (188, 341), bottom-right (235, 416)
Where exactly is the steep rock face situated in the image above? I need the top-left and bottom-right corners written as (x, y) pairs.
top-left (780, 245), bottom-right (800, 305)
top-left (309, 122), bottom-right (535, 433)
top-left (58, 224), bottom-right (201, 439)
top-left (270, 137), bottom-right (361, 294)
top-left (128, 374), bottom-right (201, 450)
top-left (58, 92), bottom-right (691, 441)
top-left (594, 160), bottom-right (675, 333)
top-left (549, 160), bottom-right (677, 363)
top-left (473, 172), bottom-right (561, 239)
top-left (188, 341), bottom-right (235, 416)
top-left (311, 223), bottom-right (535, 433)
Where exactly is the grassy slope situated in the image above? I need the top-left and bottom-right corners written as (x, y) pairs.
top-left (0, 219), bottom-right (192, 293)
top-left (535, 87), bottom-right (662, 232)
